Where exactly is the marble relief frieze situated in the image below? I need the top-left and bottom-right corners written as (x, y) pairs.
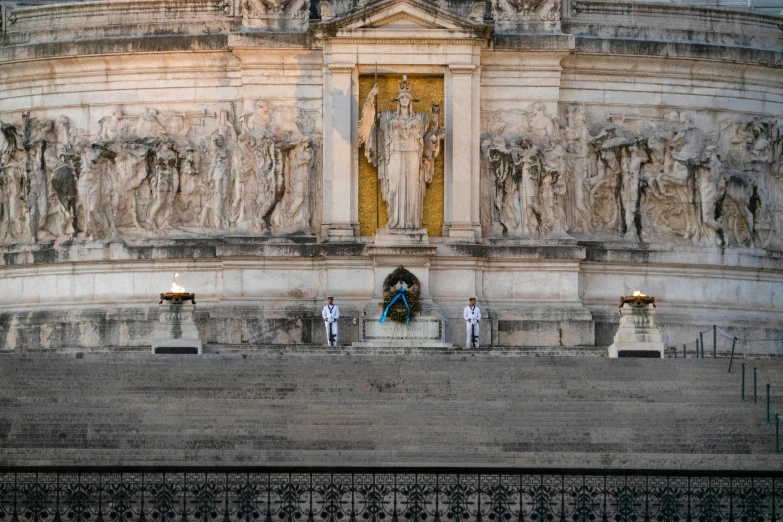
top-left (491, 0), bottom-right (561, 31)
top-left (0, 103), bottom-right (320, 244)
top-left (481, 103), bottom-right (783, 249)
top-left (241, 0), bottom-right (309, 29)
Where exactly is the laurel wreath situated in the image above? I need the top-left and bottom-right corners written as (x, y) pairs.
top-left (380, 266), bottom-right (422, 324)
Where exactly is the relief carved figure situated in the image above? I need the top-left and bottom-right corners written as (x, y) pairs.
top-left (230, 133), bottom-right (260, 229)
top-left (0, 102), bottom-right (320, 246)
top-left (491, 0), bottom-right (560, 31)
top-left (621, 142), bottom-right (648, 237)
top-left (0, 122), bottom-right (28, 240)
top-left (23, 115), bottom-right (66, 242)
top-left (50, 117), bottom-right (89, 240)
top-left (200, 133), bottom-right (231, 229)
top-left (98, 109), bottom-right (128, 142)
top-left (360, 76), bottom-right (445, 231)
top-left (481, 104), bottom-right (561, 237)
top-left (271, 138), bottom-right (314, 231)
top-left (177, 146), bottom-right (202, 223)
top-left (586, 124), bottom-right (625, 234)
top-left (512, 135), bottom-right (543, 234)
top-left (238, 102), bottom-right (317, 234)
top-left (563, 105), bottom-right (590, 232)
top-left (78, 142), bottom-right (117, 240)
top-left (147, 138), bottom-right (180, 230)
top-left (481, 104), bottom-right (783, 249)
top-left (242, 0), bottom-right (290, 15)
top-left (696, 146), bottom-right (727, 246)
top-left (540, 135), bottom-right (568, 234)
top-left (241, 0), bottom-right (308, 25)
top-left (135, 109), bottom-right (167, 140)
top-left (319, 0), bottom-right (334, 20)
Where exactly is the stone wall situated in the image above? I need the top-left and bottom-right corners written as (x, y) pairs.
top-left (1, 0), bottom-right (782, 351)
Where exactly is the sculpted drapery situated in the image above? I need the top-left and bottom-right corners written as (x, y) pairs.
top-left (360, 76), bottom-right (444, 230)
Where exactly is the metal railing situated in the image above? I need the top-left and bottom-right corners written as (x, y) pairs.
top-left (670, 325), bottom-right (782, 361)
top-left (1, 468), bottom-right (783, 522)
top-left (674, 325), bottom-right (782, 454)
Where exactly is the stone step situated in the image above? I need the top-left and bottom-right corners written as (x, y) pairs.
top-left (2, 353), bottom-right (781, 469)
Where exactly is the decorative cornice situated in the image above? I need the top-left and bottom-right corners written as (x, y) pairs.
top-left (570, 0), bottom-right (783, 28)
top-left (365, 11), bottom-right (441, 28)
top-left (449, 64), bottom-right (477, 74)
top-left (311, 0), bottom-right (494, 40)
top-left (368, 245), bottom-right (437, 266)
top-left (318, 37), bottom-right (490, 47)
top-left (327, 62), bottom-right (356, 73)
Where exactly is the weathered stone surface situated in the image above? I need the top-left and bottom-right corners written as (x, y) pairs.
top-left (608, 301), bottom-right (665, 357)
top-left (1, 0), bottom-right (782, 351)
top-left (1, 353), bottom-right (781, 469)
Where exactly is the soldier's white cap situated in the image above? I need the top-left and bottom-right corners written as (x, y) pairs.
top-left (327, 295), bottom-right (334, 299)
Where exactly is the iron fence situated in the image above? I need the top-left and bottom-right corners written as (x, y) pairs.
top-left (0, 469), bottom-right (781, 522)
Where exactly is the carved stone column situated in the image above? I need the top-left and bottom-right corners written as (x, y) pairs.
top-left (444, 64), bottom-right (481, 241)
top-left (322, 62), bottom-right (358, 241)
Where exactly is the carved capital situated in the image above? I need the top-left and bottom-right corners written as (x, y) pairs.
top-left (449, 64), bottom-right (477, 75)
top-left (327, 63), bottom-right (356, 74)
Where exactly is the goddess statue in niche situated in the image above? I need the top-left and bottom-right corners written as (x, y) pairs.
top-left (359, 76), bottom-right (444, 230)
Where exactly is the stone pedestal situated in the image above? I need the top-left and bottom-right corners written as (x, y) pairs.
top-left (608, 303), bottom-right (665, 358)
top-left (353, 242), bottom-right (452, 348)
top-left (354, 303), bottom-right (452, 348)
top-left (374, 228), bottom-right (429, 245)
top-left (151, 303), bottom-right (203, 354)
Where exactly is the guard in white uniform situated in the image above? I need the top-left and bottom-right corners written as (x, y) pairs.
top-left (463, 297), bottom-right (481, 348)
top-left (322, 296), bottom-right (340, 346)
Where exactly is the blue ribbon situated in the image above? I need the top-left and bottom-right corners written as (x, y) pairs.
top-left (380, 287), bottom-right (412, 324)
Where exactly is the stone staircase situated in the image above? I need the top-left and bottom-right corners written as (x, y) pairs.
top-left (0, 352), bottom-right (781, 470)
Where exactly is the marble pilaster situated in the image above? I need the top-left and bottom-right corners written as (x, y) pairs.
top-left (444, 63), bottom-right (481, 241)
top-left (323, 62), bottom-right (358, 241)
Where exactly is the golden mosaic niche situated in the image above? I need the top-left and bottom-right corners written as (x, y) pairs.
top-left (358, 74), bottom-right (445, 237)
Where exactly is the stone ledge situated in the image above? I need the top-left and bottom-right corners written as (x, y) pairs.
top-left (0, 34), bottom-right (232, 63)
top-left (580, 241), bottom-right (783, 271)
top-left (567, 0), bottom-right (783, 31)
top-left (571, 36), bottom-right (783, 67)
top-left (1, 238), bottom-right (781, 269)
top-left (492, 33), bottom-right (576, 50)
top-left (1, 354), bottom-right (782, 469)
top-left (0, 238), bottom-right (368, 265)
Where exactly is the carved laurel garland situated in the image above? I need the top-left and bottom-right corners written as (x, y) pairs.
top-left (380, 266), bottom-right (422, 324)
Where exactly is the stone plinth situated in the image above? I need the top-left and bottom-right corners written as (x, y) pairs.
top-left (151, 302), bottom-right (203, 354)
top-left (353, 314), bottom-right (452, 348)
top-left (608, 302), bottom-right (665, 358)
top-left (374, 228), bottom-right (429, 245)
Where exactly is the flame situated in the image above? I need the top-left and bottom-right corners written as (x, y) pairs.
top-left (170, 273), bottom-right (186, 293)
top-left (632, 290), bottom-right (647, 297)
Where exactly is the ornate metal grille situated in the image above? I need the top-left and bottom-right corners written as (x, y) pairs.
top-left (0, 469), bottom-right (780, 522)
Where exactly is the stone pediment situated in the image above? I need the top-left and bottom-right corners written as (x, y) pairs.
top-left (313, 0), bottom-right (493, 40)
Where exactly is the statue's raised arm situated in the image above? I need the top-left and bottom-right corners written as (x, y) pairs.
top-left (358, 76), bottom-right (440, 230)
